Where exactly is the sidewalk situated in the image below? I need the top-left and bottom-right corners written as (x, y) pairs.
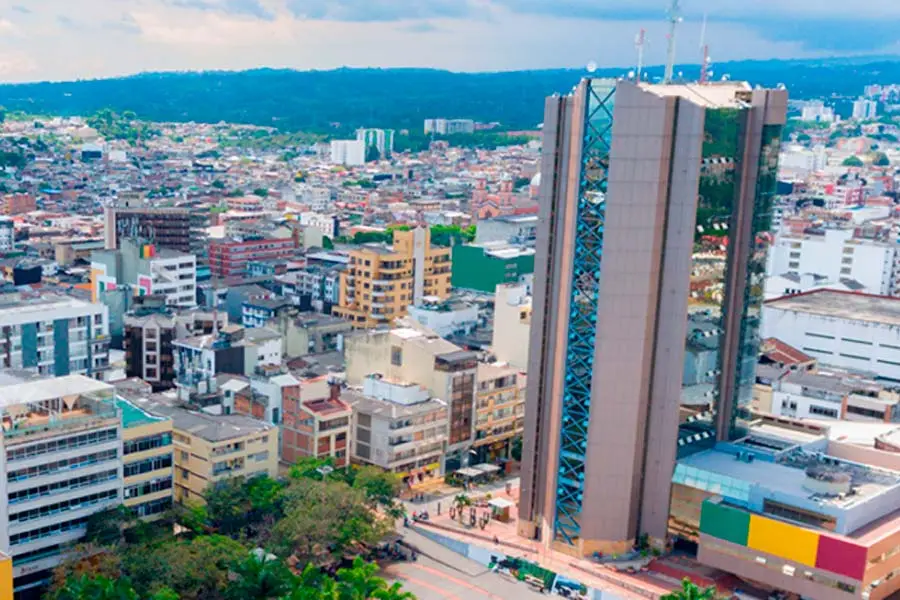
top-left (397, 526), bottom-right (490, 578)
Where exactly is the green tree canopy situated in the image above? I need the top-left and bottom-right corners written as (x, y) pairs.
top-left (842, 155), bottom-right (864, 167)
top-left (661, 578), bottom-right (717, 600)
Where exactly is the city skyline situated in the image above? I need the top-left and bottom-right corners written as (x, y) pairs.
top-left (0, 0), bottom-right (898, 83)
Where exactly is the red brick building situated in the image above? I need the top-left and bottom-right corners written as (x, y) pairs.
top-left (1, 193), bottom-right (35, 215)
top-left (281, 381), bottom-right (351, 467)
top-left (208, 236), bottom-right (296, 278)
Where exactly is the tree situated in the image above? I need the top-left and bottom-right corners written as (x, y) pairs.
top-left (285, 564), bottom-right (339, 600)
top-left (322, 236), bottom-right (334, 250)
top-left (49, 544), bottom-right (123, 595)
top-left (123, 535), bottom-right (247, 599)
top-left (225, 554), bottom-right (296, 600)
top-left (873, 151), bottom-right (891, 166)
top-left (47, 575), bottom-right (139, 600)
top-left (335, 556), bottom-right (388, 600)
top-left (661, 578), bottom-right (717, 600)
top-left (372, 582), bottom-right (416, 600)
top-left (212, 180), bottom-right (226, 189)
top-left (842, 155), bottom-right (864, 167)
top-left (511, 435), bottom-right (523, 462)
top-left (271, 478), bottom-right (392, 565)
top-left (84, 505), bottom-right (137, 546)
top-left (253, 187), bottom-right (269, 198)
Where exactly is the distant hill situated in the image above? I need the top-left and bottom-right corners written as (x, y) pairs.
top-left (0, 57), bottom-right (897, 133)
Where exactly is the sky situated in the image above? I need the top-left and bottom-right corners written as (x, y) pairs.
top-left (0, 0), bottom-right (898, 83)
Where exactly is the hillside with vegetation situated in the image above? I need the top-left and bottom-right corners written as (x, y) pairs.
top-left (0, 57), bottom-right (897, 134)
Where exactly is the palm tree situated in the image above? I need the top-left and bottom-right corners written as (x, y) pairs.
top-left (453, 493), bottom-right (472, 523)
top-left (225, 553), bottom-right (296, 600)
top-left (285, 563), bottom-right (338, 600)
top-left (661, 578), bottom-right (717, 600)
top-left (336, 556), bottom-right (388, 600)
top-left (371, 582), bottom-right (416, 600)
top-left (48, 574), bottom-right (139, 600)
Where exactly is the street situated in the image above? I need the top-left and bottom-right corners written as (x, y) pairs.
top-left (383, 554), bottom-right (548, 600)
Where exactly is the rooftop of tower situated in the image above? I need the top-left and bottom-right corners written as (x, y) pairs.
top-left (637, 81), bottom-right (754, 108)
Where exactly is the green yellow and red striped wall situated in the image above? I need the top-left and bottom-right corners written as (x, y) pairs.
top-left (700, 498), bottom-right (868, 581)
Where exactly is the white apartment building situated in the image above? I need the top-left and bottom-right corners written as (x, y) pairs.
top-left (299, 212), bottom-right (339, 239)
top-left (761, 290), bottom-right (900, 382)
top-left (0, 294), bottom-right (110, 379)
top-left (0, 375), bottom-right (123, 594)
top-left (766, 227), bottom-right (895, 298)
top-left (346, 375), bottom-right (449, 481)
top-left (800, 101), bottom-right (836, 123)
top-left (852, 98), bottom-right (878, 121)
top-left (778, 144), bottom-right (828, 176)
top-left (296, 185), bottom-right (332, 211)
top-left (0, 218), bottom-right (14, 252)
top-left (330, 139), bottom-right (365, 166)
top-left (424, 119), bottom-right (476, 135)
top-left (145, 250), bottom-right (197, 308)
top-left (491, 284), bottom-right (531, 370)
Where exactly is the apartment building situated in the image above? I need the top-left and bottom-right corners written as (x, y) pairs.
top-left (347, 374), bottom-right (448, 483)
top-left (129, 400), bottom-right (278, 505)
top-left (345, 323), bottom-right (477, 470)
top-left (491, 284), bottom-right (531, 371)
top-left (281, 381), bottom-right (352, 467)
top-left (265, 312), bottom-right (352, 357)
top-left (755, 367), bottom-right (900, 424)
top-left (208, 236), bottom-right (296, 278)
top-left (124, 303), bottom-right (226, 392)
top-left (104, 202), bottom-right (200, 255)
top-left (117, 396), bottom-right (174, 521)
top-left (473, 363), bottom-right (525, 464)
top-left (333, 227), bottom-right (451, 328)
top-left (0, 217), bottom-right (14, 253)
top-left (0, 375), bottom-right (122, 595)
top-left (766, 227), bottom-right (896, 298)
top-left (0, 293), bottom-right (110, 380)
top-left (173, 326), bottom-right (282, 403)
top-left (92, 239), bottom-right (197, 307)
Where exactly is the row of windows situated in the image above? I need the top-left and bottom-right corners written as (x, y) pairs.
top-left (124, 432), bottom-right (172, 455)
top-left (7, 428), bottom-right (118, 462)
top-left (124, 476), bottom-right (173, 500)
top-left (8, 449), bottom-right (118, 482)
top-left (133, 496), bottom-right (173, 518)
top-left (124, 453), bottom-right (173, 478)
top-left (9, 489), bottom-right (117, 524)
top-left (10, 516), bottom-right (89, 546)
top-left (9, 469), bottom-right (118, 505)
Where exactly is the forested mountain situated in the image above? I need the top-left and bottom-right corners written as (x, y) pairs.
top-left (0, 57), bottom-right (897, 133)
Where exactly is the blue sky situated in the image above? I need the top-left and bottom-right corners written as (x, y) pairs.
top-left (0, 0), bottom-right (897, 82)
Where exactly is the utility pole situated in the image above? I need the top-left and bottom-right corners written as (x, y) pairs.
top-left (663, 0), bottom-right (682, 84)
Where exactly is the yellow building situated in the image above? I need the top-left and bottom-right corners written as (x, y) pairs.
top-left (167, 410), bottom-right (279, 505)
top-left (117, 396), bottom-right (175, 521)
top-left (334, 227), bottom-right (451, 328)
top-left (473, 363), bottom-right (525, 463)
top-left (0, 552), bottom-right (10, 600)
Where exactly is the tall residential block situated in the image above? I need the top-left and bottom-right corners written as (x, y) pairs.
top-left (0, 293), bottom-right (110, 379)
top-left (333, 228), bottom-right (451, 328)
top-left (0, 375), bottom-right (123, 594)
top-left (518, 79), bottom-right (786, 556)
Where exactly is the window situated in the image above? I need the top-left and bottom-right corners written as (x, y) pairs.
top-left (124, 454), bottom-right (173, 478)
top-left (123, 432), bottom-right (172, 455)
top-left (846, 405), bottom-right (885, 420)
top-left (124, 476), bottom-right (173, 499)
top-left (806, 332), bottom-right (835, 340)
top-left (8, 449), bottom-right (118, 482)
top-left (391, 346), bottom-right (402, 366)
top-left (7, 428), bottom-right (118, 462)
top-left (808, 405), bottom-right (839, 419)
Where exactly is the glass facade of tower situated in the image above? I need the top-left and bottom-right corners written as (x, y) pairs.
top-left (554, 80), bottom-right (615, 545)
top-left (677, 108), bottom-right (743, 455)
top-left (677, 110), bottom-right (784, 454)
top-left (731, 124), bottom-right (783, 437)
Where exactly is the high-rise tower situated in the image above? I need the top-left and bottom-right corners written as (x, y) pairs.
top-left (518, 79), bottom-right (787, 556)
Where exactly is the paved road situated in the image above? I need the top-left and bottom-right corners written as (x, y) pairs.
top-left (383, 554), bottom-right (547, 600)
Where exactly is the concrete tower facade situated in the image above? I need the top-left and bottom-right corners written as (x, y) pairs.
top-left (518, 79), bottom-right (787, 556)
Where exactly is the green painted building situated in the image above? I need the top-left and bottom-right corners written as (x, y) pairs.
top-left (451, 243), bottom-right (535, 293)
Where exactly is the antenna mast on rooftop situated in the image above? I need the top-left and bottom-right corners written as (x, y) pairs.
top-left (699, 12), bottom-right (711, 84)
top-left (635, 28), bottom-right (646, 82)
top-left (663, 0), bottom-right (682, 84)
